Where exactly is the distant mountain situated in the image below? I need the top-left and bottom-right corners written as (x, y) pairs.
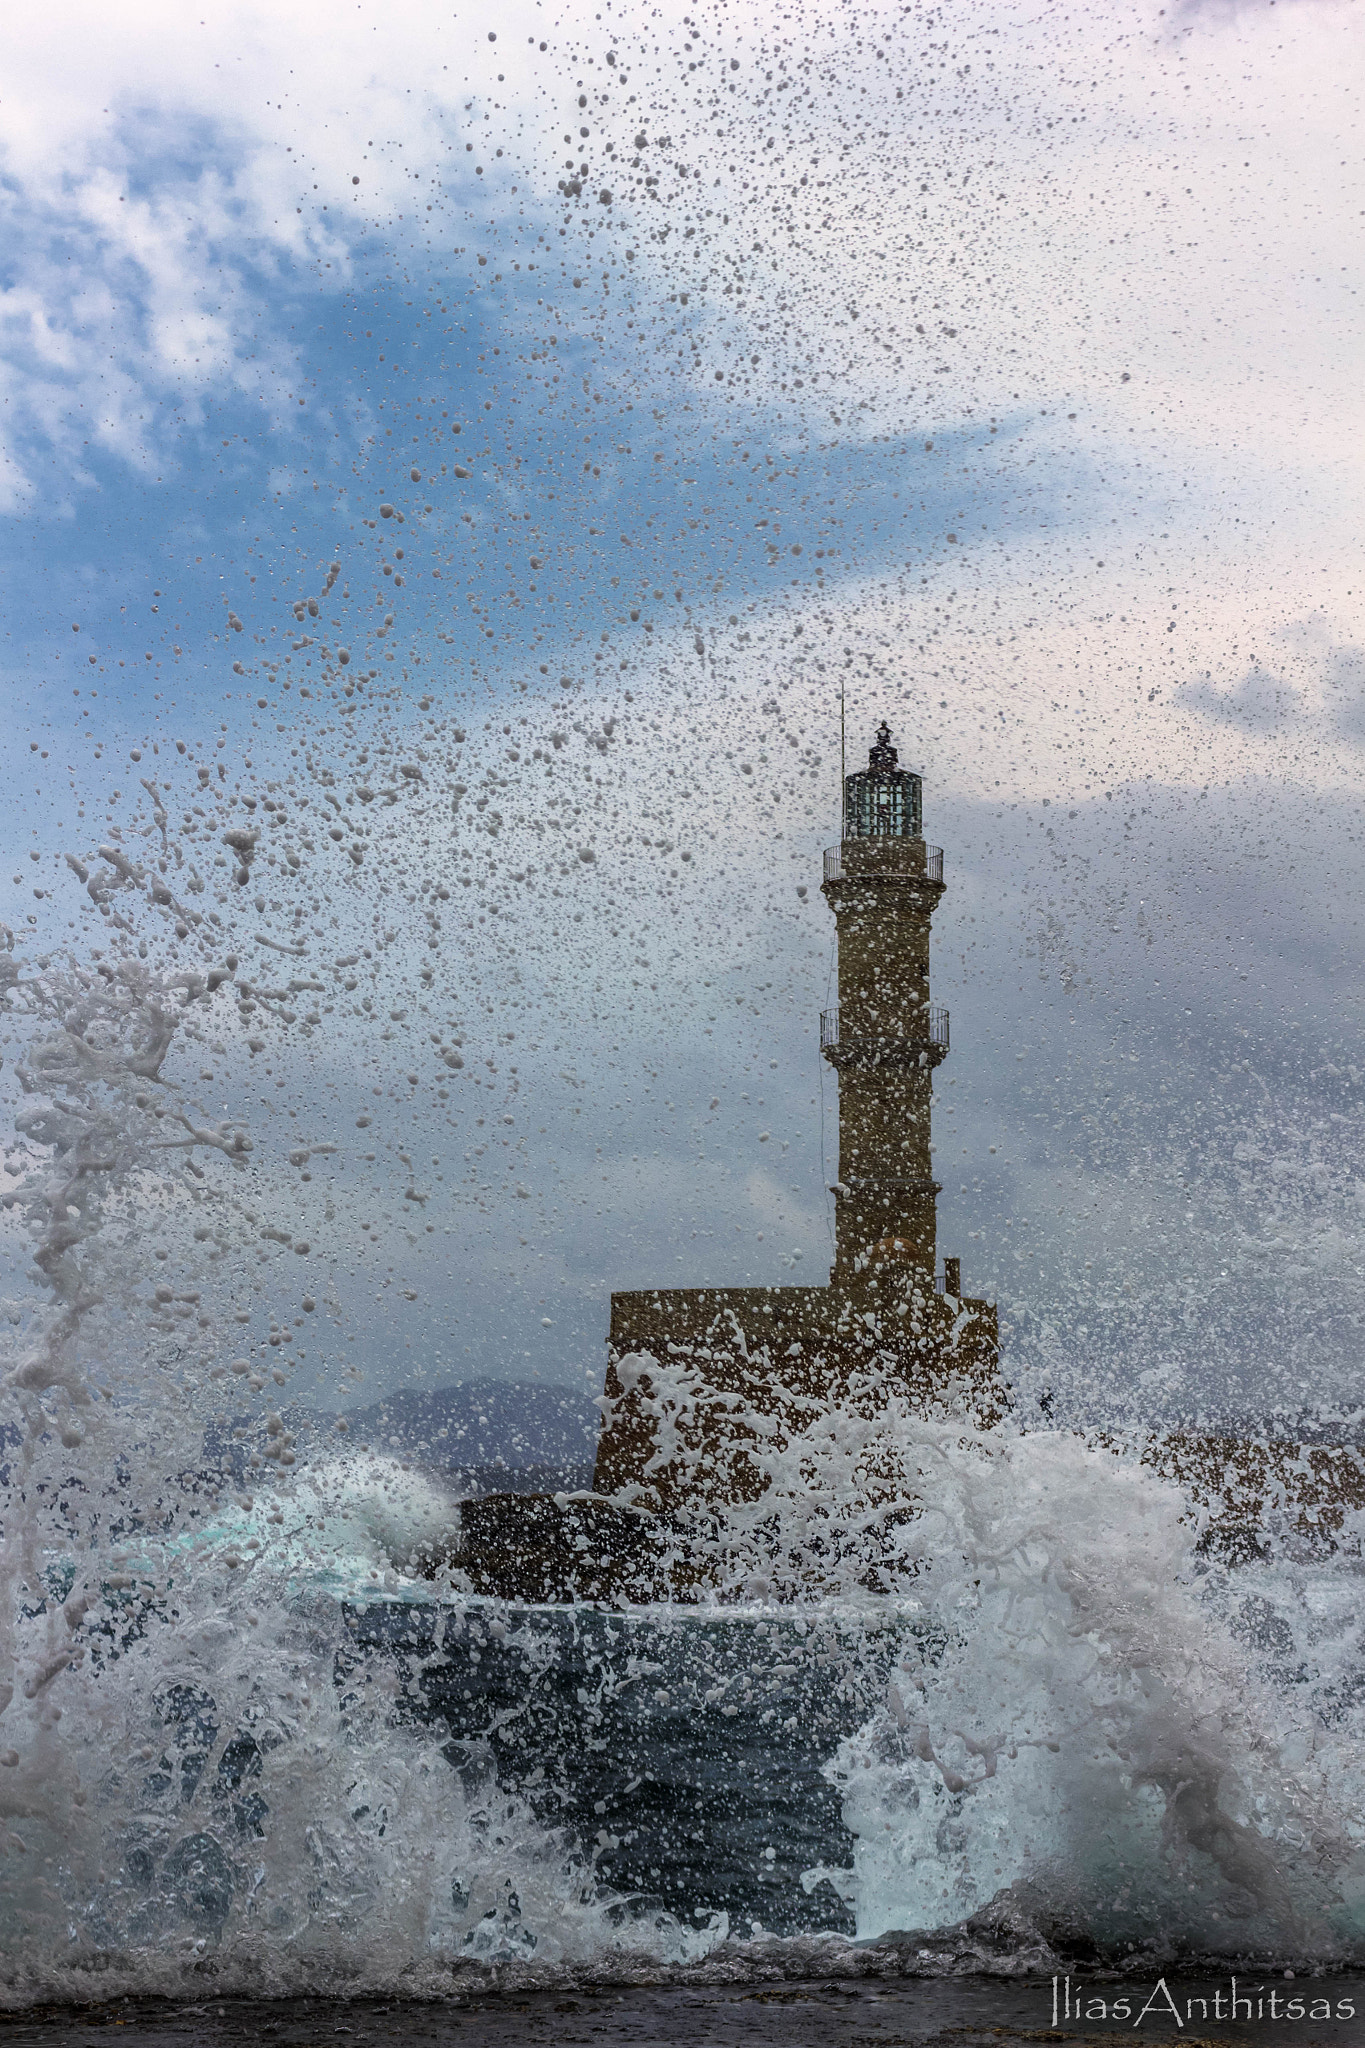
top-left (192, 1379), bottom-right (600, 1503)
top-left (310, 1378), bottom-right (600, 1482)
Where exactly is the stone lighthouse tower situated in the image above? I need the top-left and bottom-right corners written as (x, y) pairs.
top-left (579, 716), bottom-right (1003, 1519)
top-left (822, 722), bottom-right (949, 1287)
top-left (461, 719), bottom-right (1007, 1593)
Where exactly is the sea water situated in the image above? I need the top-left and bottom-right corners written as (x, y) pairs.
top-left (6, 1318), bottom-right (1365, 2001)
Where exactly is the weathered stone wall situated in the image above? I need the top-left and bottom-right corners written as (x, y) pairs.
top-left (1143, 1431), bottom-right (1365, 1556)
top-left (592, 1277), bottom-right (1006, 1511)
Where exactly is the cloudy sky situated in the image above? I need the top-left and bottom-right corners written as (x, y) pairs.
top-left (1, 0), bottom-right (1362, 1433)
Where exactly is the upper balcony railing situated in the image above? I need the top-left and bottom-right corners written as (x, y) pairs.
top-left (823, 843), bottom-right (943, 885)
top-left (820, 1005), bottom-right (949, 1053)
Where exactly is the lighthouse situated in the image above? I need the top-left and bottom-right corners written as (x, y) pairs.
top-left (459, 724), bottom-right (1006, 1594)
top-left (822, 722), bottom-right (949, 1287)
top-left (585, 719), bottom-right (1004, 1514)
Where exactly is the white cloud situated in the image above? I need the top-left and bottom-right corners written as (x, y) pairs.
top-left (4, 0), bottom-right (1360, 565)
top-left (0, 0), bottom-right (550, 506)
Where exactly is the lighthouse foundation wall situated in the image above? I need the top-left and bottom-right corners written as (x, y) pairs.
top-left (592, 1278), bottom-right (1005, 1513)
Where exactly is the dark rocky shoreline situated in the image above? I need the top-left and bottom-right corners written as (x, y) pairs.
top-left (5, 1972), bottom-right (1362, 2046)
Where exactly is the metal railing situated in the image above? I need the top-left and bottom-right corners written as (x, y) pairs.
top-left (820, 1005), bottom-right (949, 1052)
top-left (823, 843), bottom-right (943, 884)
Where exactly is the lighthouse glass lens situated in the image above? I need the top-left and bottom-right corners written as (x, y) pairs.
top-left (846, 768), bottom-right (922, 837)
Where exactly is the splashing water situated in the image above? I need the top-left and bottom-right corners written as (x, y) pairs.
top-left (821, 1425), bottom-right (1365, 1959)
top-left (8, 1199), bottom-right (1365, 2004)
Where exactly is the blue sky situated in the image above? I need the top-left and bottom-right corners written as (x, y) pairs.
top-left (2, 0), bottom-right (1364, 1427)
top-left (1, 218), bottom-right (1070, 756)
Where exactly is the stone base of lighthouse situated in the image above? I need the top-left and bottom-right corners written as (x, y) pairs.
top-left (451, 1275), bottom-right (1005, 1604)
top-left (593, 1274), bottom-right (1004, 1512)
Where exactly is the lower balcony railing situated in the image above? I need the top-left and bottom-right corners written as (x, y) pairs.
top-left (820, 1005), bottom-right (949, 1053)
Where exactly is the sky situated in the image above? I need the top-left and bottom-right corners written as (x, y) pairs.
top-left (0, 0), bottom-right (1363, 1432)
